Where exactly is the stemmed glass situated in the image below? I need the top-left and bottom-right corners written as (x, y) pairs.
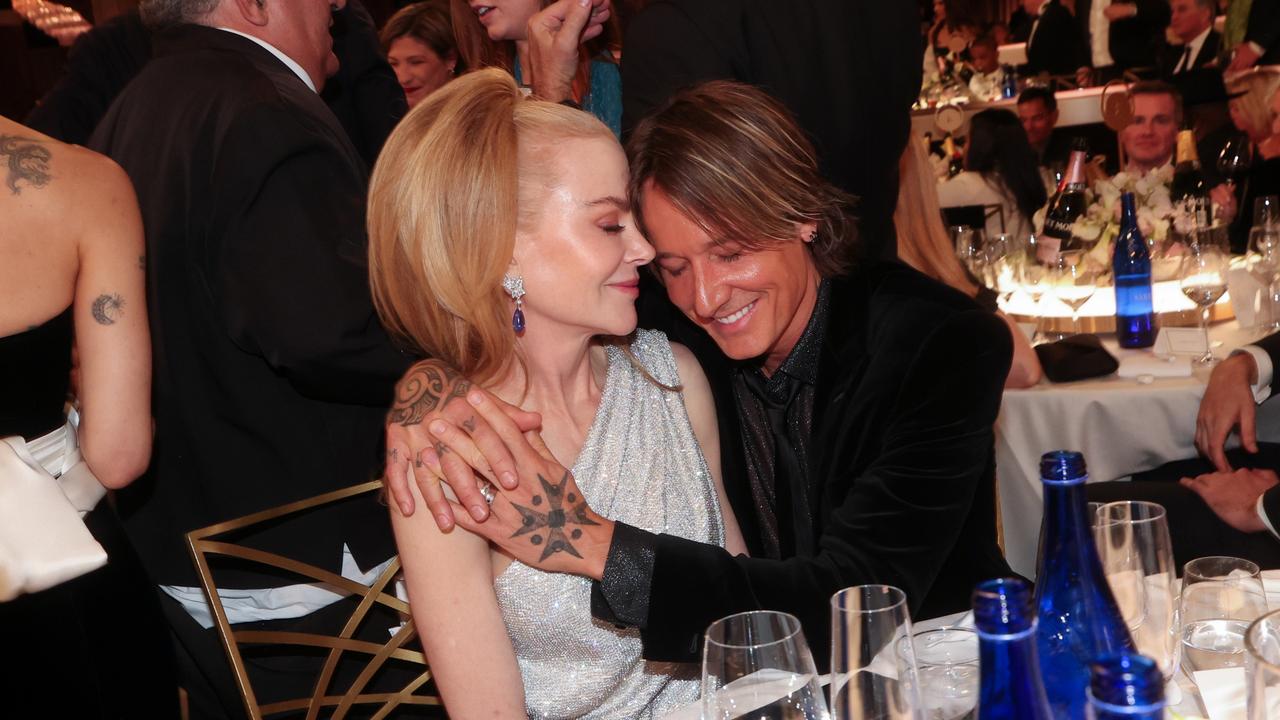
top-left (954, 226), bottom-right (987, 280)
top-left (1093, 501), bottom-right (1180, 682)
top-left (1256, 195), bottom-right (1280, 229)
top-left (1179, 557), bottom-right (1269, 681)
top-left (830, 585), bottom-right (920, 720)
top-left (1218, 134), bottom-right (1253, 195)
top-left (1247, 226), bottom-right (1280, 330)
top-left (702, 610), bottom-right (830, 719)
top-left (1049, 250), bottom-right (1102, 336)
top-left (1179, 244), bottom-right (1230, 366)
top-left (1245, 609), bottom-right (1280, 720)
top-left (985, 233), bottom-right (1019, 304)
top-left (1019, 235), bottom-right (1049, 342)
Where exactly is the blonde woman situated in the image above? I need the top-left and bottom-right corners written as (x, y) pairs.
top-left (368, 69), bottom-right (745, 718)
top-left (897, 137), bottom-right (1043, 388)
top-left (1216, 67), bottom-right (1280, 249)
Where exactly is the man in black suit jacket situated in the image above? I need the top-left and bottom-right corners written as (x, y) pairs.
top-left (382, 82), bottom-right (1016, 668)
top-left (89, 0), bottom-right (413, 715)
top-left (619, 0), bottom-right (921, 262)
top-left (1159, 0), bottom-right (1222, 76)
top-left (1023, 0), bottom-right (1091, 78)
top-left (1088, 333), bottom-right (1280, 569)
top-left (1076, 0), bottom-right (1170, 76)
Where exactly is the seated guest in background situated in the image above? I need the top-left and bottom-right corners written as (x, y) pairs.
top-left (384, 80), bottom-right (1017, 666)
top-left (1019, 86), bottom-right (1068, 169)
top-left (449, 0), bottom-right (623, 135)
top-left (1120, 80), bottom-right (1181, 173)
top-left (1216, 67), bottom-right (1280, 251)
top-left (1160, 0), bottom-right (1221, 76)
top-left (1087, 333), bottom-right (1280, 568)
top-left (372, 68), bottom-right (745, 718)
top-left (989, 19), bottom-right (1013, 45)
top-left (0, 117), bottom-right (176, 718)
top-left (925, 0), bottom-right (979, 74)
top-left (938, 109), bottom-right (1049, 243)
top-left (968, 34), bottom-right (1008, 101)
top-left (1023, 0), bottom-right (1091, 79)
top-left (896, 139), bottom-right (1044, 389)
top-left (1076, 0), bottom-right (1170, 82)
top-left (381, 0), bottom-right (459, 108)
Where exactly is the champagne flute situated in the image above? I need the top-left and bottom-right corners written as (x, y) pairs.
top-left (1094, 501), bottom-right (1180, 682)
top-left (1179, 244), bottom-right (1229, 366)
top-left (1180, 557), bottom-right (1269, 679)
top-left (1256, 195), bottom-right (1280, 229)
top-left (1248, 226), bottom-right (1280, 330)
top-left (1049, 250), bottom-right (1101, 336)
top-left (702, 611), bottom-right (831, 720)
top-left (1019, 234), bottom-right (1049, 342)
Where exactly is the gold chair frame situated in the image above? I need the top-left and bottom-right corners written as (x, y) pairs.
top-left (186, 480), bottom-right (441, 719)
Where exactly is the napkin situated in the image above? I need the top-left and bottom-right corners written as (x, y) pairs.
top-left (1035, 334), bottom-right (1119, 382)
top-left (1227, 266), bottom-right (1264, 330)
top-left (1194, 667), bottom-right (1247, 720)
top-left (1116, 353), bottom-right (1193, 379)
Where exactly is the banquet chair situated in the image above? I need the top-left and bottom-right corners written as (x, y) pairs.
top-left (186, 480), bottom-right (442, 719)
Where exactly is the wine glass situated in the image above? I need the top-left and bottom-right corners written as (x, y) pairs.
top-left (954, 226), bottom-right (987, 280)
top-left (1179, 244), bottom-right (1230, 366)
top-left (1049, 250), bottom-right (1102, 336)
top-left (896, 627), bottom-right (978, 719)
top-left (1245, 609), bottom-right (1280, 720)
top-left (830, 585), bottom-right (920, 720)
top-left (1218, 134), bottom-right (1253, 194)
top-left (985, 233), bottom-right (1019, 303)
top-left (1094, 501), bottom-right (1180, 682)
top-left (702, 611), bottom-right (830, 720)
top-left (1248, 226), bottom-right (1280, 330)
top-left (1180, 557), bottom-right (1269, 681)
top-left (1019, 235), bottom-right (1049, 342)
top-left (1257, 196), bottom-right (1280, 229)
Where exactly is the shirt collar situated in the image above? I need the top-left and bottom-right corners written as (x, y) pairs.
top-left (214, 27), bottom-right (318, 93)
top-left (1187, 25), bottom-right (1213, 55)
top-left (1036, 0), bottom-right (1052, 17)
top-left (765, 279), bottom-right (831, 388)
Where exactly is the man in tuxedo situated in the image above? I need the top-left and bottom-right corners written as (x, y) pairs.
top-left (1160, 0), bottom-right (1222, 76)
top-left (1076, 0), bottom-right (1170, 79)
top-left (1018, 86), bottom-right (1069, 167)
top-left (1088, 333), bottom-right (1280, 568)
top-left (88, 0), bottom-right (416, 715)
top-left (619, 0), bottom-right (921, 262)
top-left (1120, 80), bottom-right (1182, 173)
top-left (1023, 0), bottom-right (1091, 78)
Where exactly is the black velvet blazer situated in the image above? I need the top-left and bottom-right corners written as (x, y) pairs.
top-left (636, 261), bottom-right (1016, 666)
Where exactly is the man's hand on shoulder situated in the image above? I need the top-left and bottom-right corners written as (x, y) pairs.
top-left (384, 359), bottom-right (540, 529)
top-left (1181, 468), bottom-right (1280, 534)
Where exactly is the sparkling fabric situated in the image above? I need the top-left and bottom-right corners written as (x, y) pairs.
top-left (494, 329), bottom-right (726, 719)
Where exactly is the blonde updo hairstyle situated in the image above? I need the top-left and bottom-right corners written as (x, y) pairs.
top-left (368, 68), bottom-right (615, 385)
top-left (1226, 66), bottom-right (1280, 141)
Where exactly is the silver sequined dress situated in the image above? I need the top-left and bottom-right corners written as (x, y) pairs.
top-left (494, 329), bottom-right (726, 719)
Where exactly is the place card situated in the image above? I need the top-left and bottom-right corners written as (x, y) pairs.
top-left (1152, 327), bottom-right (1210, 356)
top-left (1193, 666), bottom-right (1246, 720)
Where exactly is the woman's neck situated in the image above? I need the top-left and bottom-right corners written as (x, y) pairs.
top-left (492, 325), bottom-right (605, 444)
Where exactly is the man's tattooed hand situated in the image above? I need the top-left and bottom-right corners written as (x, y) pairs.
top-left (387, 360), bottom-right (472, 426)
top-left (509, 471), bottom-right (599, 562)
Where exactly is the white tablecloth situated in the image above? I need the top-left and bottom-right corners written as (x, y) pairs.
top-left (997, 321), bottom-right (1280, 578)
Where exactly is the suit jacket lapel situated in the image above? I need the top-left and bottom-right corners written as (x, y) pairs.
top-left (810, 277), bottom-right (868, 519)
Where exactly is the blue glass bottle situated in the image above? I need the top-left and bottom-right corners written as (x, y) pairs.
top-left (1113, 191), bottom-right (1157, 348)
top-left (1001, 65), bottom-right (1018, 99)
top-left (974, 578), bottom-right (1053, 720)
top-left (1034, 450), bottom-right (1136, 719)
top-left (1088, 653), bottom-right (1165, 720)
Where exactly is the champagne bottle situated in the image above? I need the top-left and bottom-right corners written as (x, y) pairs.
top-left (1033, 451), bottom-right (1137, 719)
top-left (1114, 191), bottom-right (1157, 348)
top-left (1039, 139), bottom-right (1089, 263)
top-left (944, 134), bottom-right (964, 178)
top-left (1170, 129), bottom-right (1212, 237)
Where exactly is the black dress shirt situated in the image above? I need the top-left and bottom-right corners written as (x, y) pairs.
top-left (732, 282), bottom-right (829, 559)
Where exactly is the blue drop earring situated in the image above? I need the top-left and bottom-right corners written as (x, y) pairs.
top-left (502, 274), bottom-right (526, 333)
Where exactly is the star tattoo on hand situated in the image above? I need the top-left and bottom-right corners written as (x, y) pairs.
top-left (509, 471), bottom-right (597, 562)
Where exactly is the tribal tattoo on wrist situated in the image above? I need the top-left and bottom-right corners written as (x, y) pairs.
top-left (510, 471), bottom-right (598, 562)
top-left (388, 361), bottom-right (471, 426)
top-left (0, 135), bottom-right (52, 194)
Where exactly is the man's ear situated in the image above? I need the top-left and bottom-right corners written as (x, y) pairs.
top-left (230, 0), bottom-right (269, 27)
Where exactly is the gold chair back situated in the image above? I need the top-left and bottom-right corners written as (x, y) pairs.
top-left (185, 481), bottom-right (441, 719)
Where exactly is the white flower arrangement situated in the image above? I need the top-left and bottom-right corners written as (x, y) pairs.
top-left (1034, 165), bottom-right (1175, 269)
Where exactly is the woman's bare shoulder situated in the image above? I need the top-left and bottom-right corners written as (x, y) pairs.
top-left (0, 118), bottom-right (133, 213)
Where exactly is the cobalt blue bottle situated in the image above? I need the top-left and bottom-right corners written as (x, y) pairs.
top-left (1113, 192), bottom-right (1157, 348)
top-left (1033, 451), bottom-right (1136, 719)
top-left (974, 578), bottom-right (1053, 720)
top-left (1088, 653), bottom-right (1165, 720)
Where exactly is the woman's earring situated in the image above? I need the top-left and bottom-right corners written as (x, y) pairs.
top-left (503, 274), bottom-right (526, 333)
